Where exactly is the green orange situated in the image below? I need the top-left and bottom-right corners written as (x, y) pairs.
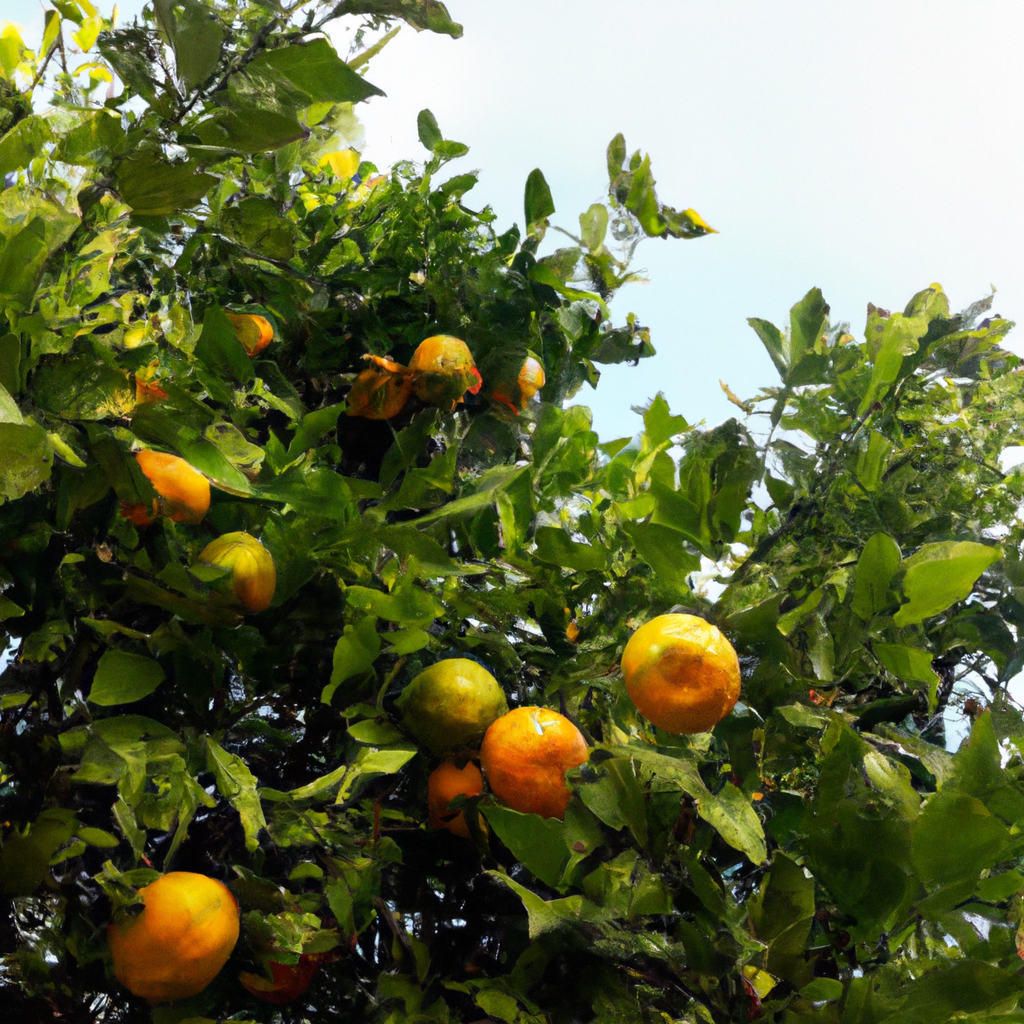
top-left (621, 613), bottom-right (740, 735)
top-left (396, 658), bottom-right (508, 756)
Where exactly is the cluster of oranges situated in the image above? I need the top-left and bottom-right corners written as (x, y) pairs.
top-left (408, 613), bottom-right (740, 838)
top-left (346, 335), bottom-right (545, 420)
top-left (104, 617), bottom-right (740, 1005)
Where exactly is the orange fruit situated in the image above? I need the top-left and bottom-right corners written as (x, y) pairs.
top-left (120, 450), bottom-right (211, 526)
top-left (197, 532), bottom-right (276, 612)
top-left (396, 658), bottom-right (508, 756)
top-left (225, 312), bottom-right (274, 356)
top-left (239, 953), bottom-right (325, 1004)
top-left (346, 355), bottom-right (414, 420)
top-left (480, 706), bottom-right (588, 820)
top-left (621, 613), bottom-right (740, 735)
top-left (107, 871), bottom-right (239, 1004)
top-left (408, 335), bottom-right (482, 409)
top-left (492, 356), bottom-right (546, 413)
top-left (428, 761), bottom-right (484, 838)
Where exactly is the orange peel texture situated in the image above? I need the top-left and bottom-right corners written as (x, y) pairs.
top-left (107, 871), bottom-right (239, 1004)
top-left (621, 613), bottom-right (740, 735)
top-left (428, 760), bottom-right (485, 838)
top-left (480, 706), bottom-right (588, 820)
top-left (121, 450), bottom-right (211, 526)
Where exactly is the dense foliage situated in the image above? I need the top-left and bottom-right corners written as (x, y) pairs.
top-left (2, 3), bottom-right (1024, 1023)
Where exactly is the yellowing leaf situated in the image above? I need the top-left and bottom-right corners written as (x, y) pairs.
top-left (320, 148), bottom-right (360, 179)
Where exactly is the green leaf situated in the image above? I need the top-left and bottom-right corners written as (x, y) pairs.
top-left (206, 736), bottom-right (268, 853)
top-left (322, 617), bottom-right (381, 705)
top-left (486, 871), bottom-right (587, 938)
top-left (481, 803), bottom-right (570, 888)
top-left (893, 541), bottom-right (1002, 627)
top-left (115, 152), bottom-right (218, 216)
top-left (525, 168), bottom-right (555, 235)
top-left (642, 392), bottom-right (687, 446)
top-left (88, 650), bottom-right (166, 706)
top-left (169, 0), bottom-right (224, 91)
top-left (575, 757), bottom-right (648, 848)
top-left (533, 527), bottom-right (608, 572)
top-left (0, 420), bottom-right (52, 504)
top-left (194, 304), bottom-right (255, 385)
top-left (912, 790), bottom-right (1009, 887)
top-left (0, 809), bottom-right (77, 896)
top-left (857, 310), bottom-right (929, 416)
top-left (346, 582), bottom-right (443, 627)
top-left (699, 782), bottom-right (767, 865)
top-left (800, 978), bottom-right (844, 1002)
top-left (873, 643), bottom-right (940, 710)
top-left (852, 532), bottom-right (901, 620)
top-left (417, 108), bottom-right (442, 152)
top-left (0, 115), bottom-right (53, 175)
top-left (341, 0), bottom-right (462, 37)
top-left (787, 287), bottom-right (829, 367)
top-left (748, 318), bottom-right (788, 379)
top-left (245, 38), bottom-right (384, 106)
top-left (579, 203), bottom-right (608, 252)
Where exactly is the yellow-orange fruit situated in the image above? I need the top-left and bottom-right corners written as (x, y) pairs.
top-left (480, 706), bottom-right (588, 820)
top-left (225, 312), bottom-right (274, 356)
top-left (428, 761), bottom-right (484, 838)
top-left (198, 531), bottom-right (276, 612)
top-left (121, 450), bottom-right (211, 526)
top-left (621, 613), bottom-right (740, 735)
top-left (346, 355), bottom-right (413, 420)
top-left (107, 871), bottom-right (239, 1004)
top-left (492, 356), bottom-right (546, 413)
top-left (408, 335), bottom-right (482, 408)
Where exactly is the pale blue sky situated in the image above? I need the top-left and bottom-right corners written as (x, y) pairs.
top-left (5, 0), bottom-right (1023, 441)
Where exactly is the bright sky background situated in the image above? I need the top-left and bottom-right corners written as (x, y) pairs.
top-left (6, 0), bottom-right (1023, 441)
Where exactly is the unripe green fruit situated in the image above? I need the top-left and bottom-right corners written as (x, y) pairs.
top-left (396, 658), bottom-right (508, 756)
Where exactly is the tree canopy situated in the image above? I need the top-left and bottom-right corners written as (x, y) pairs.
top-left (2, 3), bottom-right (1024, 1023)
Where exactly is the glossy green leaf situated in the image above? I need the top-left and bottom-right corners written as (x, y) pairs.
top-left (322, 617), bottom-right (381, 705)
top-left (894, 541), bottom-right (1002, 626)
top-left (852, 532), bottom-right (901, 620)
top-left (88, 651), bottom-right (166, 706)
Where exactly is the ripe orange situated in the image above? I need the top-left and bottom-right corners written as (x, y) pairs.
top-left (480, 706), bottom-right (588, 820)
top-left (428, 760), bottom-right (484, 838)
top-left (197, 532), bottom-right (276, 612)
top-left (396, 658), bottom-right (508, 756)
top-left (225, 312), bottom-right (274, 356)
top-left (107, 871), bottom-right (239, 1004)
top-left (346, 355), bottom-right (414, 420)
top-left (408, 335), bottom-right (482, 409)
top-left (120, 450), bottom-right (211, 526)
top-left (621, 613), bottom-right (740, 735)
top-left (492, 356), bottom-right (546, 413)
top-left (239, 953), bottom-right (325, 1004)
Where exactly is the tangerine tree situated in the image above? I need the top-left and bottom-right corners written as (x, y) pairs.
top-left (3, 2), bottom-right (1024, 1024)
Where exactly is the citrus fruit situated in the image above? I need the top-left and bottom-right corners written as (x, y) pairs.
top-left (107, 871), bottom-right (239, 1004)
top-left (120, 450), bottom-right (211, 526)
top-left (239, 953), bottom-right (325, 1004)
top-left (396, 658), bottom-right (508, 756)
top-left (621, 613), bottom-right (740, 735)
top-left (408, 335), bottom-right (482, 409)
top-left (428, 760), bottom-right (484, 838)
top-left (225, 312), bottom-right (274, 356)
top-left (346, 355), bottom-right (414, 420)
top-left (197, 532), bottom-right (276, 612)
top-left (480, 706), bottom-right (588, 820)
top-left (492, 356), bottom-right (546, 413)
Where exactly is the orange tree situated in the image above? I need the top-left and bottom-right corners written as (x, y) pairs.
top-left (3, 2), bottom-right (1024, 1023)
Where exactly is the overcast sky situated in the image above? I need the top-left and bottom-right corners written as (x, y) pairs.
top-left (6, 0), bottom-right (1023, 441)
